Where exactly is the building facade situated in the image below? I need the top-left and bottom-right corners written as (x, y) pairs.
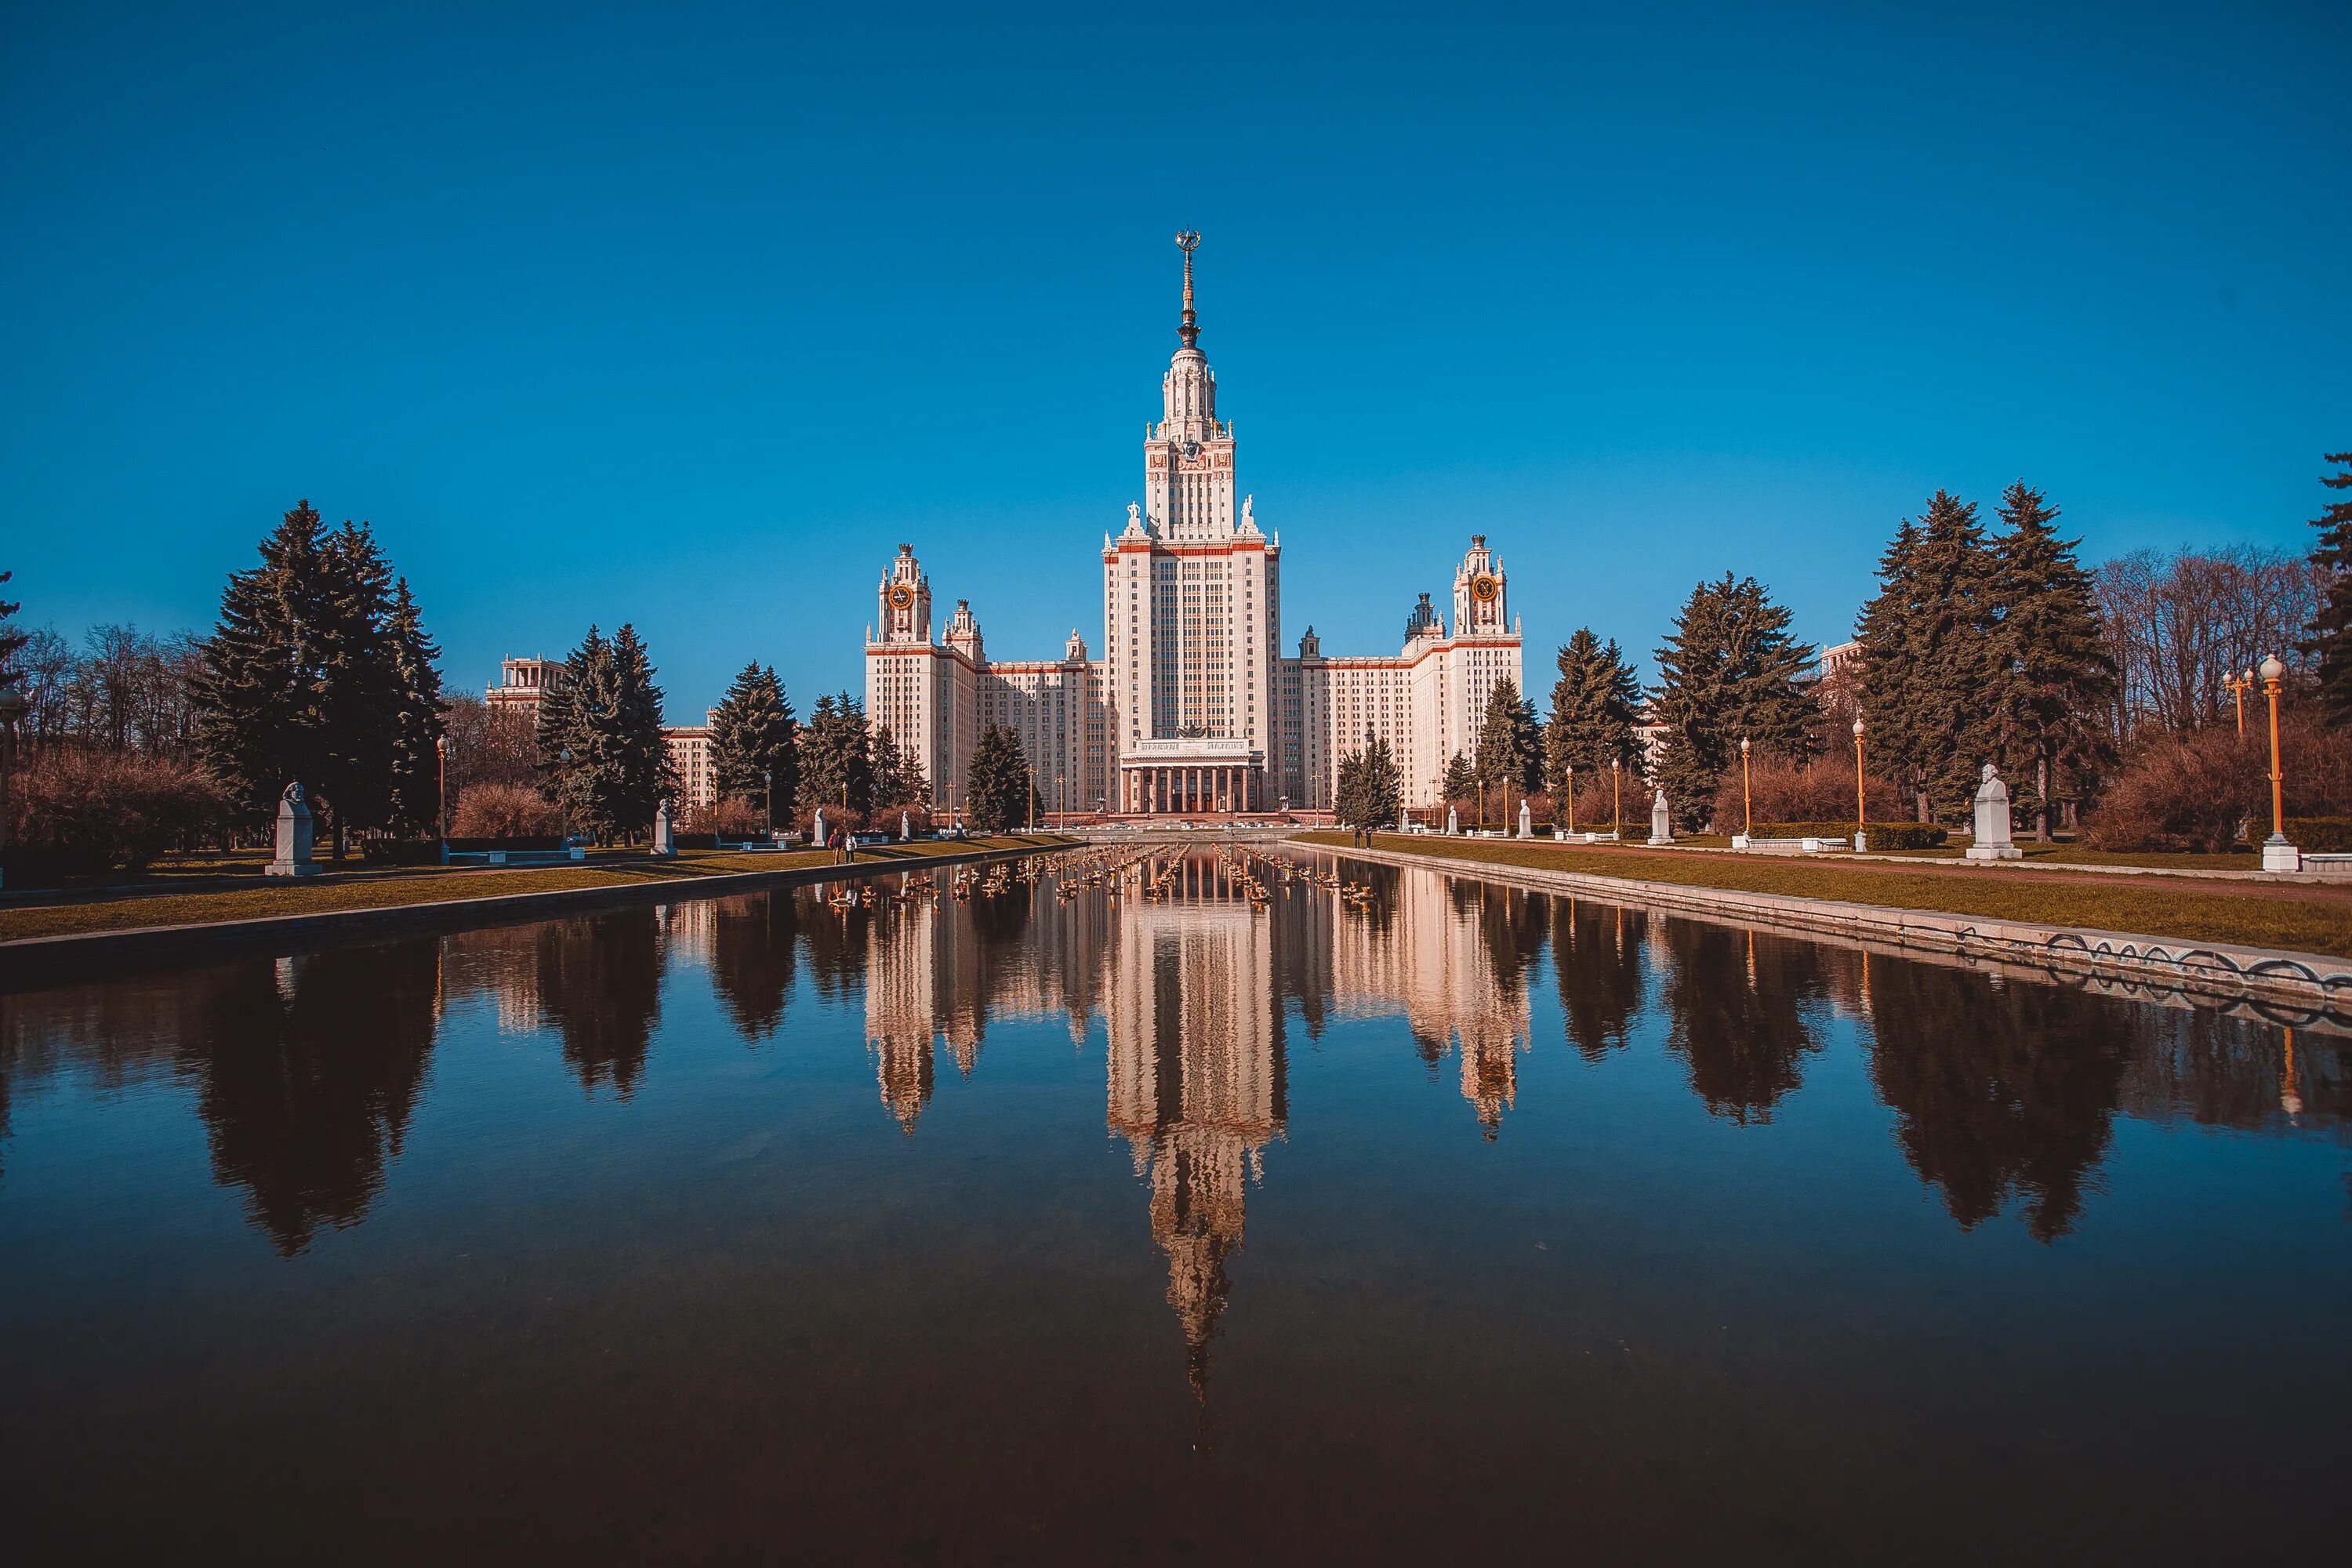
top-left (865, 238), bottom-right (1523, 815)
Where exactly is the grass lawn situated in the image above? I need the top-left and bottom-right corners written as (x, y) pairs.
top-left (1299, 831), bottom-right (2352, 959)
top-left (0, 837), bottom-right (1070, 944)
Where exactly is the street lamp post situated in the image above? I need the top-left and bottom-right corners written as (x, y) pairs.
top-left (2223, 667), bottom-right (2255, 735)
top-left (2259, 654), bottom-right (2297, 872)
top-left (436, 735), bottom-right (448, 857)
top-left (764, 768), bottom-right (774, 838)
top-left (1852, 716), bottom-right (1868, 852)
top-left (1565, 763), bottom-right (1575, 836)
top-left (1610, 757), bottom-right (1621, 838)
top-left (1740, 735), bottom-right (1752, 840)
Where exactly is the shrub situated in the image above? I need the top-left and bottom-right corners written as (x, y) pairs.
top-left (2287, 817), bottom-right (2352, 853)
top-left (449, 783), bottom-right (561, 840)
top-left (1711, 750), bottom-right (1905, 833)
top-left (4, 749), bottom-right (228, 876)
top-left (686, 795), bottom-right (769, 837)
top-left (1860, 822), bottom-right (1948, 851)
top-left (361, 838), bottom-right (443, 866)
top-left (2084, 712), bottom-right (2352, 853)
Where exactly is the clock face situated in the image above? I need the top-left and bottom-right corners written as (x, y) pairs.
top-left (888, 583), bottom-right (915, 610)
top-left (1471, 574), bottom-right (1500, 604)
top-left (1182, 440), bottom-right (1201, 460)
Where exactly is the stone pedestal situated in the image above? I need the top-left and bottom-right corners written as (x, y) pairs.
top-left (652, 800), bottom-right (675, 857)
top-left (1648, 789), bottom-right (1674, 845)
top-left (2263, 836), bottom-right (2303, 873)
top-left (1853, 830), bottom-right (1869, 852)
top-left (1965, 763), bottom-right (2024, 861)
top-left (1517, 799), bottom-right (1533, 839)
top-left (265, 782), bottom-right (320, 877)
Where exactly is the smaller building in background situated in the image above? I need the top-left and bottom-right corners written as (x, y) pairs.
top-left (663, 719), bottom-right (718, 814)
top-left (485, 656), bottom-right (568, 723)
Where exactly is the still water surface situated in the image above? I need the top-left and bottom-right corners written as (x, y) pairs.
top-left (2, 848), bottom-right (2347, 1562)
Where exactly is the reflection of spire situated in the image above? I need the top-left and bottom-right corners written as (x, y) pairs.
top-left (1106, 850), bottom-right (1284, 1401)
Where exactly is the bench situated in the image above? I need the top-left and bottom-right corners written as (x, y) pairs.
top-left (1732, 835), bottom-right (1848, 854)
top-left (445, 846), bottom-right (588, 866)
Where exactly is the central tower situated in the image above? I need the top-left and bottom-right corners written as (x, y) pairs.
top-left (1104, 233), bottom-right (1282, 814)
top-left (1146, 232), bottom-right (1239, 540)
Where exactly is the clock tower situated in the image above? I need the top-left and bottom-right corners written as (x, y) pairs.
top-left (877, 543), bottom-right (932, 644)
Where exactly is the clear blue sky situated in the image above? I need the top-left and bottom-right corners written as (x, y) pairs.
top-left (4, 1), bottom-right (2347, 720)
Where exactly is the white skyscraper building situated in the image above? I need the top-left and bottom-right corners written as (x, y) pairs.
top-left (866, 236), bottom-right (1523, 815)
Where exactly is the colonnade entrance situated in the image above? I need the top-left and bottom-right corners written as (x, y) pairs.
top-left (1119, 764), bottom-right (1262, 815)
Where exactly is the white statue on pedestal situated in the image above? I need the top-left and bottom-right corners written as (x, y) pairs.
top-left (1965, 763), bottom-right (2023, 861)
top-left (652, 799), bottom-right (675, 857)
top-left (266, 781), bottom-right (320, 877)
top-left (1648, 789), bottom-right (1675, 845)
top-left (1446, 806), bottom-right (1458, 836)
top-left (811, 807), bottom-right (827, 850)
top-left (1517, 798), bottom-right (1533, 839)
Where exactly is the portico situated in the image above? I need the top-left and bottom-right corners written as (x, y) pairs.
top-left (1120, 739), bottom-right (1264, 815)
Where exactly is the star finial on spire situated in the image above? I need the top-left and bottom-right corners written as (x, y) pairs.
top-left (1174, 230), bottom-right (1201, 350)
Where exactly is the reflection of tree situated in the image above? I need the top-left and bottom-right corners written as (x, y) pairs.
top-left (1867, 960), bottom-right (2134, 1241)
top-left (179, 942), bottom-right (440, 1254)
top-left (1661, 921), bottom-right (1826, 1124)
top-left (1551, 898), bottom-right (1646, 1062)
top-left (2119, 1010), bottom-right (2350, 1134)
top-left (535, 908), bottom-right (664, 1097)
top-left (711, 892), bottom-right (798, 1043)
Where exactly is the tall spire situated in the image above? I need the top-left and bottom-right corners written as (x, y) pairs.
top-left (1175, 230), bottom-right (1201, 350)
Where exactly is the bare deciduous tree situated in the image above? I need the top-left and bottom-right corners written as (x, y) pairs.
top-left (2092, 546), bottom-right (2321, 737)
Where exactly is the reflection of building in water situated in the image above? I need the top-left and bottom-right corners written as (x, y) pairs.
top-left (1104, 854), bottom-right (1287, 1399)
top-left (859, 877), bottom-right (1112, 1131)
top-left (1327, 866), bottom-right (1533, 1136)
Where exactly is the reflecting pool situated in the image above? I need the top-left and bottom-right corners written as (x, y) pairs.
top-left (2, 848), bottom-right (2347, 1562)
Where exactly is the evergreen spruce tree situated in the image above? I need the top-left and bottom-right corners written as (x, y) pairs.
top-left (383, 577), bottom-right (445, 836)
top-left (1650, 573), bottom-right (1817, 828)
top-left (1855, 518), bottom-right (1930, 818)
top-left (311, 520), bottom-right (402, 853)
top-left (964, 724), bottom-right (1028, 831)
top-left (1544, 629), bottom-right (1642, 815)
top-left (0, 570), bottom-right (25, 688)
top-left (1360, 734), bottom-right (1403, 829)
top-left (196, 501), bottom-right (335, 822)
top-left (1473, 677), bottom-right (1543, 822)
top-left (1442, 751), bottom-right (1477, 805)
top-left (1333, 743), bottom-right (1367, 829)
top-left (1988, 482), bottom-right (2114, 838)
top-left (871, 725), bottom-right (911, 808)
top-left (800, 692), bottom-right (875, 822)
top-left (538, 626), bottom-right (610, 839)
top-left (607, 624), bottom-right (669, 838)
top-left (709, 662), bottom-right (799, 816)
top-left (2302, 452), bottom-right (2352, 723)
top-left (1860, 492), bottom-right (2001, 821)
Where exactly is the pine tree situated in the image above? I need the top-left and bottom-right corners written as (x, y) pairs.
top-left (2302, 452), bottom-right (2352, 723)
top-left (964, 724), bottom-right (1028, 831)
top-left (709, 662), bottom-right (799, 816)
top-left (1544, 629), bottom-right (1642, 815)
top-left (871, 725), bottom-right (910, 808)
top-left (1651, 574), bottom-right (1817, 827)
top-left (196, 501), bottom-right (334, 822)
top-left (383, 577), bottom-right (445, 836)
top-left (1988, 482), bottom-right (2114, 839)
